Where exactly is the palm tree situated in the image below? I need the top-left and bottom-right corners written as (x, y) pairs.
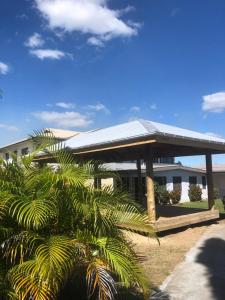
top-left (0, 135), bottom-right (154, 300)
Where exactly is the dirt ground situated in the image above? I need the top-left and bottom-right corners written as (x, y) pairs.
top-left (128, 220), bottom-right (225, 289)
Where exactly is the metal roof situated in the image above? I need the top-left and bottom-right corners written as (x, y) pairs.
top-left (0, 128), bottom-right (79, 150)
top-left (105, 162), bottom-right (205, 174)
top-left (65, 119), bottom-right (225, 150)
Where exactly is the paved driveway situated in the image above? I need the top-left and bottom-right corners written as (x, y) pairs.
top-left (151, 223), bottom-right (225, 300)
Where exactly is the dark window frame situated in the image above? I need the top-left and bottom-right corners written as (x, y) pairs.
top-left (202, 176), bottom-right (206, 189)
top-left (154, 176), bottom-right (167, 187)
top-left (173, 176), bottom-right (182, 190)
top-left (189, 176), bottom-right (197, 186)
top-left (21, 147), bottom-right (29, 156)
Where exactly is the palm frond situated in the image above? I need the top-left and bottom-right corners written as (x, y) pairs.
top-left (112, 204), bottom-right (155, 235)
top-left (9, 196), bottom-right (56, 230)
top-left (87, 259), bottom-right (117, 300)
top-left (35, 236), bottom-right (77, 283)
top-left (9, 260), bottom-right (54, 300)
top-left (96, 237), bottom-right (148, 292)
top-left (2, 231), bottom-right (41, 265)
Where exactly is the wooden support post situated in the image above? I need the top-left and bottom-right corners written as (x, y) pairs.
top-left (205, 153), bottom-right (215, 210)
top-left (136, 159), bottom-right (143, 204)
top-left (145, 146), bottom-right (156, 222)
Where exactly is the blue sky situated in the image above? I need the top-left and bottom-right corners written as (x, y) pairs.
top-left (1, 0), bottom-right (225, 166)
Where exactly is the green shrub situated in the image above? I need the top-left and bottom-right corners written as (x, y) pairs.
top-left (214, 188), bottom-right (220, 199)
top-left (169, 189), bottom-right (181, 204)
top-left (188, 185), bottom-right (202, 202)
top-left (154, 183), bottom-right (170, 205)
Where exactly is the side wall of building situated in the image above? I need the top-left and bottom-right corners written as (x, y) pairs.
top-left (213, 172), bottom-right (225, 198)
top-left (111, 168), bottom-right (208, 203)
top-left (154, 169), bottom-right (208, 202)
top-left (0, 140), bottom-right (34, 161)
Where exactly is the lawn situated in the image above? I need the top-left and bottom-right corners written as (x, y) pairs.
top-left (177, 199), bottom-right (225, 214)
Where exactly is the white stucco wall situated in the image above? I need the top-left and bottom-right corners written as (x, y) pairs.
top-left (213, 172), bottom-right (225, 198)
top-left (154, 169), bottom-right (208, 202)
top-left (0, 140), bottom-right (34, 161)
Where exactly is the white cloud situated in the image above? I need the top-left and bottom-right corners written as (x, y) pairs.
top-left (130, 106), bottom-right (140, 112)
top-left (87, 103), bottom-right (110, 114)
top-left (33, 111), bottom-right (92, 128)
top-left (56, 102), bottom-right (75, 109)
top-left (202, 92), bottom-right (225, 113)
top-left (35, 0), bottom-right (139, 46)
top-left (0, 124), bottom-right (19, 131)
top-left (29, 49), bottom-right (68, 60)
top-left (150, 103), bottom-right (157, 110)
top-left (0, 62), bottom-right (10, 75)
top-left (17, 13), bottom-right (29, 20)
top-left (25, 33), bottom-right (44, 48)
top-left (87, 36), bottom-right (104, 47)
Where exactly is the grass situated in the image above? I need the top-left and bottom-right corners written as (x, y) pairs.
top-left (177, 199), bottom-right (225, 215)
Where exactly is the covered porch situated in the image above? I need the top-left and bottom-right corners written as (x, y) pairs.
top-left (40, 120), bottom-right (225, 231)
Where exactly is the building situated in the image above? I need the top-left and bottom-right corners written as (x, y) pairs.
top-left (196, 164), bottom-right (225, 198)
top-left (6, 119), bottom-right (225, 230)
top-left (0, 128), bottom-right (80, 161)
top-left (104, 162), bottom-right (207, 203)
top-left (56, 118), bottom-right (225, 230)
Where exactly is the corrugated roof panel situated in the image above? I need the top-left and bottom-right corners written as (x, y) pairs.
top-left (104, 162), bottom-right (205, 173)
top-left (65, 119), bottom-right (225, 150)
top-left (146, 120), bottom-right (225, 143)
top-left (65, 121), bottom-right (149, 149)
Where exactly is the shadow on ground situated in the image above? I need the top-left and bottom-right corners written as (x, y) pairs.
top-left (156, 205), bottom-right (205, 218)
top-left (196, 237), bottom-right (225, 300)
top-left (149, 288), bottom-right (170, 299)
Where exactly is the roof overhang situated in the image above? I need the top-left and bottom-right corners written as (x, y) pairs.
top-left (34, 120), bottom-right (225, 163)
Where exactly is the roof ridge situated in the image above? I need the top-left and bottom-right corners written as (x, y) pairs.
top-left (137, 119), bottom-right (159, 134)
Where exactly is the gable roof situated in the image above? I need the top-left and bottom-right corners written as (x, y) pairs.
top-left (65, 119), bottom-right (225, 151)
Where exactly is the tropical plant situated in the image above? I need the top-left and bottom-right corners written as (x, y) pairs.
top-left (154, 184), bottom-right (170, 205)
top-left (188, 185), bottom-right (202, 202)
top-left (169, 189), bottom-right (181, 204)
top-left (0, 134), bottom-right (154, 300)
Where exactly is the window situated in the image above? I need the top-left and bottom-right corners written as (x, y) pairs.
top-left (21, 147), bottom-right (29, 156)
top-left (202, 176), bottom-right (206, 189)
top-left (154, 176), bottom-right (167, 187)
top-left (13, 150), bottom-right (18, 156)
top-left (5, 153), bottom-right (9, 161)
top-left (173, 176), bottom-right (182, 190)
top-left (189, 176), bottom-right (197, 185)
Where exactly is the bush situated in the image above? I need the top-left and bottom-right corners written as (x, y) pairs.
top-left (169, 189), bottom-right (181, 204)
top-left (154, 183), bottom-right (170, 205)
top-left (188, 185), bottom-right (202, 202)
top-left (214, 188), bottom-right (220, 199)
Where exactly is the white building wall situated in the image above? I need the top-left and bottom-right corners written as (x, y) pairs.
top-left (154, 169), bottom-right (208, 202)
top-left (213, 172), bottom-right (225, 198)
top-left (0, 140), bottom-right (34, 161)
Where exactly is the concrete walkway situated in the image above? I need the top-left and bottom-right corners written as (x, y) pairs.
top-left (151, 223), bottom-right (225, 300)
